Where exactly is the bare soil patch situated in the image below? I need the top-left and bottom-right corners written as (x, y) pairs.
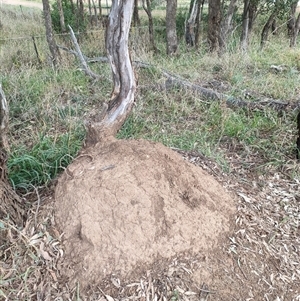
top-left (54, 138), bottom-right (235, 295)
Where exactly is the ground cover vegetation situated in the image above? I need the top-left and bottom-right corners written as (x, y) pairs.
top-left (0, 0), bottom-right (300, 299)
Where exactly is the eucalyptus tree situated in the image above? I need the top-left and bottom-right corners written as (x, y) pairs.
top-left (142, 0), bottom-right (157, 51)
top-left (260, 0), bottom-right (298, 48)
top-left (288, 0), bottom-right (300, 47)
top-left (42, 0), bottom-right (59, 66)
top-left (57, 0), bottom-right (66, 32)
top-left (166, 0), bottom-right (178, 54)
top-left (219, 0), bottom-right (238, 51)
top-left (185, 0), bottom-right (205, 47)
top-left (85, 0), bottom-right (136, 145)
top-left (207, 0), bottom-right (221, 51)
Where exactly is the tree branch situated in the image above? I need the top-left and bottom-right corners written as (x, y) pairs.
top-left (68, 25), bottom-right (100, 80)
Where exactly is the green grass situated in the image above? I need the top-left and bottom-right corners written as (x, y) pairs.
top-left (8, 130), bottom-right (84, 190)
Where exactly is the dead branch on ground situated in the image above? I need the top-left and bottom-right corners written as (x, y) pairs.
top-left (67, 25), bottom-right (101, 80)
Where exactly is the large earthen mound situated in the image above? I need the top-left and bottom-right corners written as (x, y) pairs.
top-left (54, 138), bottom-right (235, 289)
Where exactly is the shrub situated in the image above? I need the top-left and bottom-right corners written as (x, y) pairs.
top-left (50, 0), bottom-right (87, 33)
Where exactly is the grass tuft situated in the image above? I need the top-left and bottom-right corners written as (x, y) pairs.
top-left (8, 130), bottom-right (84, 190)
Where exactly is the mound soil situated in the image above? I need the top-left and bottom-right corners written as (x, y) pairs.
top-left (54, 138), bottom-right (235, 291)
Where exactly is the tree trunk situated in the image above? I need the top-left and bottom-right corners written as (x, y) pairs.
top-left (0, 86), bottom-right (25, 227)
top-left (76, 0), bottom-right (84, 30)
top-left (261, 10), bottom-right (277, 49)
top-left (88, 0), bottom-right (93, 25)
top-left (287, 2), bottom-right (297, 37)
top-left (98, 0), bottom-right (102, 21)
top-left (290, 12), bottom-right (300, 47)
top-left (271, 18), bottom-right (277, 35)
top-left (57, 0), bottom-right (66, 32)
top-left (194, 0), bottom-right (204, 47)
top-left (85, 0), bottom-right (136, 147)
top-left (92, 0), bottom-right (99, 27)
top-left (142, 0), bottom-right (157, 51)
top-left (70, 0), bottom-right (75, 13)
top-left (79, 0), bottom-right (84, 22)
top-left (42, 0), bottom-right (59, 67)
top-left (133, 0), bottom-right (140, 27)
top-left (248, 1), bottom-right (257, 33)
top-left (219, 0), bottom-right (238, 51)
top-left (166, 0), bottom-right (178, 55)
top-left (207, 0), bottom-right (221, 52)
top-left (240, 0), bottom-right (250, 51)
top-left (185, 0), bottom-right (198, 47)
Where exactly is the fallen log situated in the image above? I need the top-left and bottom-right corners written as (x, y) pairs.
top-left (164, 75), bottom-right (294, 112)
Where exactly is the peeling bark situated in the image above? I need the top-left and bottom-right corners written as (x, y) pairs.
top-left (85, 0), bottom-right (136, 147)
top-left (185, 0), bottom-right (198, 47)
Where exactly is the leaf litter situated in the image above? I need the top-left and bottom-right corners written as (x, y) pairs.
top-left (1, 148), bottom-right (300, 300)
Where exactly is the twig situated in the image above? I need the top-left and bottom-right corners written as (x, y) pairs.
top-left (34, 186), bottom-right (41, 227)
top-left (68, 25), bottom-right (100, 80)
top-left (57, 44), bottom-right (78, 57)
top-left (0, 84), bottom-right (9, 151)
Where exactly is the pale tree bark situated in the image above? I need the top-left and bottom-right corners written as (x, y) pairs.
top-left (0, 86), bottom-right (25, 226)
top-left (166, 0), bottom-right (178, 55)
top-left (290, 12), bottom-right (300, 47)
top-left (219, 0), bottom-right (238, 51)
top-left (185, 0), bottom-right (198, 47)
top-left (68, 25), bottom-right (100, 79)
top-left (42, 0), bottom-right (59, 66)
top-left (207, 0), bottom-right (221, 52)
top-left (85, 0), bottom-right (136, 147)
top-left (194, 0), bottom-right (205, 47)
top-left (240, 0), bottom-right (258, 51)
top-left (142, 0), bottom-right (157, 51)
top-left (57, 0), bottom-right (66, 32)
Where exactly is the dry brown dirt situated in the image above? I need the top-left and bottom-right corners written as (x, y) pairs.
top-left (54, 137), bottom-right (236, 296)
